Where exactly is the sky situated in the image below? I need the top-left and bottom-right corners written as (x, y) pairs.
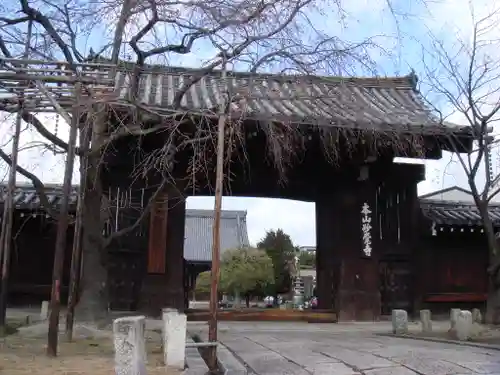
top-left (1, 0), bottom-right (500, 247)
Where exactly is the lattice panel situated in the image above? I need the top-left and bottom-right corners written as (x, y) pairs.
top-left (0, 58), bottom-right (116, 112)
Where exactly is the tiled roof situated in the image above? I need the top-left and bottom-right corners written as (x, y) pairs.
top-left (108, 63), bottom-right (468, 135)
top-left (420, 201), bottom-right (500, 226)
top-left (184, 209), bottom-right (250, 262)
top-left (420, 186), bottom-right (500, 226)
top-left (0, 183), bottom-right (79, 210)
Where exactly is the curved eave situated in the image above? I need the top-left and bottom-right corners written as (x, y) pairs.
top-left (421, 200), bottom-right (500, 227)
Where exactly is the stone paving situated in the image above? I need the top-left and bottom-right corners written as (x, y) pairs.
top-left (8, 308), bottom-right (500, 375)
top-left (189, 322), bottom-right (500, 375)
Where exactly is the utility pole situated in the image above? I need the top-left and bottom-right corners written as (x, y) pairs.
top-left (47, 82), bottom-right (81, 357)
top-left (0, 20), bottom-right (32, 334)
top-left (485, 129), bottom-right (495, 189)
top-left (207, 61), bottom-right (228, 372)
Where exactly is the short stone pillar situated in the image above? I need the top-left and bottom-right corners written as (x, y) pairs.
top-left (391, 309), bottom-right (408, 334)
top-left (449, 308), bottom-right (460, 333)
top-left (419, 309), bottom-right (432, 333)
top-left (472, 308), bottom-right (482, 324)
top-left (113, 316), bottom-right (147, 375)
top-left (162, 308), bottom-right (178, 315)
top-left (162, 310), bottom-right (187, 370)
top-left (456, 310), bottom-right (473, 341)
top-left (161, 307), bottom-right (179, 314)
top-left (40, 300), bottom-right (49, 320)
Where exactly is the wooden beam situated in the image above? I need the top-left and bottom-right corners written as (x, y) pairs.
top-left (147, 192), bottom-right (168, 274)
top-left (186, 308), bottom-right (338, 323)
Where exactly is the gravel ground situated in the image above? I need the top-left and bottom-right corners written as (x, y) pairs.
top-left (0, 321), bottom-right (181, 375)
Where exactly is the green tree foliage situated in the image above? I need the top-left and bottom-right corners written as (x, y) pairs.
top-left (219, 248), bottom-right (274, 297)
top-left (195, 271), bottom-right (211, 294)
top-left (195, 248), bottom-right (274, 299)
top-left (299, 251), bottom-right (316, 268)
top-left (257, 229), bottom-right (295, 295)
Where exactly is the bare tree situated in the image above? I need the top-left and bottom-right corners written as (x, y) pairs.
top-left (0, 0), bottom-right (410, 327)
top-left (421, 6), bottom-right (500, 323)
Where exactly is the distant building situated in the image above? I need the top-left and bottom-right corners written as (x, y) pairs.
top-left (420, 185), bottom-right (500, 204)
top-left (299, 245), bottom-right (316, 253)
top-left (409, 186), bottom-right (500, 315)
top-left (184, 209), bottom-right (250, 302)
top-left (184, 209), bottom-right (250, 263)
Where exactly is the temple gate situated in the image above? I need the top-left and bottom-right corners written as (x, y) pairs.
top-left (1, 62), bottom-right (472, 320)
top-left (98, 65), bottom-right (472, 320)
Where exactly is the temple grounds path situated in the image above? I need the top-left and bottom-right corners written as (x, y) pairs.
top-left (189, 321), bottom-right (500, 375)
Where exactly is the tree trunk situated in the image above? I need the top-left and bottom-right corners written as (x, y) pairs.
top-left (75, 179), bottom-right (108, 323)
top-left (486, 277), bottom-right (500, 325)
top-left (245, 294), bottom-right (250, 308)
top-left (478, 201), bottom-right (500, 324)
top-left (74, 0), bottom-right (131, 324)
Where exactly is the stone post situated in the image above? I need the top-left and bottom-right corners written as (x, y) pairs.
top-left (419, 309), bottom-right (432, 333)
top-left (449, 308), bottom-right (460, 333)
top-left (40, 300), bottom-right (49, 321)
top-left (391, 309), bottom-right (408, 334)
top-left (472, 308), bottom-right (482, 324)
top-left (162, 308), bottom-right (178, 314)
top-left (113, 316), bottom-right (147, 375)
top-left (162, 310), bottom-right (187, 370)
top-left (456, 310), bottom-right (473, 341)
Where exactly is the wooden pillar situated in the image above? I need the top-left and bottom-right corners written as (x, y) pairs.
top-left (316, 162), bottom-right (425, 321)
top-left (147, 193), bottom-right (169, 274)
top-left (140, 186), bottom-right (186, 314)
top-left (163, 188), bottom-right (186, 310)
top-left (408, 181), bottom-right (424, 317)
top-left (316, 181), bottom-right (381, 321)
top-left (375, 163), bottom-right (424, 317)
top-left (315, 197), bottom-right (335, 311)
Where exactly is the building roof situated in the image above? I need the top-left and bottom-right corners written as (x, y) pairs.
top-left (108, 63), bottom-right (468, 135)
top-left (0, 184), bottom-right (249, 262)
top-left (420, 202), bottom-right (500, 226)
top-left (184, 209), bottom-right (250, 262)
top-left (299, 245), bottom-right (316, 252)
top-left (419, 186), bottom-right (500, 226)
top-left (0, 183), bottom-right (79, 210)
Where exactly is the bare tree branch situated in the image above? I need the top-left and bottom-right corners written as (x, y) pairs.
top-left (0, 146), bottom-right (57, 217)
top-left (420, 5), bottom-right (500, 320)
